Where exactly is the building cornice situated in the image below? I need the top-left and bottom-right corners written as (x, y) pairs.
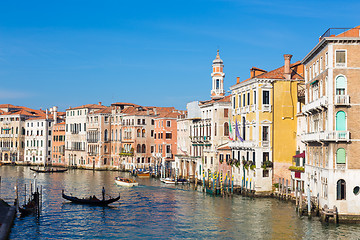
top-left (302, 37), bottom-right (360, 65)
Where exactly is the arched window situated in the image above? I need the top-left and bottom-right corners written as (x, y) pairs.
top-left (104, 129), bottom-right (108, 141)
top-left (216, 79), bottom-right (220, 89)
top-left (337, 179), bottom-right (346, 200)
top-left (115, 130), bottom-right (118, 141)
top-left (336, 111), bottom-right (346, 131)
top-left (111, 130), bottom-right (114, 140)
top-left (336, 148), bottom-right (346, 164)
top-left (142, 144), bottom-right (146, 153)
top-left (142, 129), bottom-right (145, 137)
top-left (336, 75), bottom-right (346, 95)
top-left (137, 129), bottom-right (141, 137)
top-left (136, 144), bottom-right (141, 153)
top-left (224, 122), bottom-right (229, 136)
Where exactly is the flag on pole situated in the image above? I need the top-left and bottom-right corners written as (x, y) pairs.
top-left (235, 119), bottom-right (244, 142)
top-left (228, 118), bottom-right (233, 141)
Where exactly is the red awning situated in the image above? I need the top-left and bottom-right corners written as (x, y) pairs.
top-left (293, 151), bottom-right (305, 158)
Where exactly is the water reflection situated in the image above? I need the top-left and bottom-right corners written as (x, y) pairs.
top-left (0, 166), bottom-right (360, 239)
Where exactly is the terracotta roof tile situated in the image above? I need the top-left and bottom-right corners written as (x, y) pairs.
top-left (68, 104), bottom-right (107, 110)
top-left (199, 95), bottom-right (231, 105)
top-left (232, 61), bottom-right (304, 87)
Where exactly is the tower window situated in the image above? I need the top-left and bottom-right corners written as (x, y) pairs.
top-left (216, 79), bottom-right (220, 89)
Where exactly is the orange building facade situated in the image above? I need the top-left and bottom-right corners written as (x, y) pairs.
top-left (52, 122), bottom-right (65, 166)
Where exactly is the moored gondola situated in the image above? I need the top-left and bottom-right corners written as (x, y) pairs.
top-left (30, 168), bottom-right (68, 173)
top-left (62, 190), bottom-right (120, 206)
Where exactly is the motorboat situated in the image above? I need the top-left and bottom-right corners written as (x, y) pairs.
top-left (115, 177), bottom-right (139, 187)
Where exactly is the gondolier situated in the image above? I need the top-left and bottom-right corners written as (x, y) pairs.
top-left (102, 187), bottom-right (105, 201)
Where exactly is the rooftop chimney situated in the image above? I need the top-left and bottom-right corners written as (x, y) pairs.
top-left (45, 109), bottom-right (48, 120)
top-left (236, 77), bottom-right (240, 84)
top-left (284, 54), bottom-right (293, 80)
top-left (53, 106), bottom-right (58, 124)
top-left (98, 102), bottom-right (102, 106)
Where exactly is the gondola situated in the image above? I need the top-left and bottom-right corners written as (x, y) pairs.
top-left (62, 190), bottom-right (120, 206)
top-left (30, 168), bottom-right (68, 173)
top-left (19, 191), bottom-right (40, 216)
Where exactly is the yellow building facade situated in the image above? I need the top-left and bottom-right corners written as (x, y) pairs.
top-left (229, 55), bottom-right (304, 194)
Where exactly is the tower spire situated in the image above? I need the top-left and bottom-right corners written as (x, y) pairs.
top-left (211, 50), bottom-right (225, 99)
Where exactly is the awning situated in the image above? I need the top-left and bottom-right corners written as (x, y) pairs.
top-left (310, 80), bottom-right (318, 85)
top-left (293, 151), bottom-right (305, 158)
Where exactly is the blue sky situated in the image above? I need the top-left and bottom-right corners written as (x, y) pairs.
top-left (0, 0), bottom-right (359, 111)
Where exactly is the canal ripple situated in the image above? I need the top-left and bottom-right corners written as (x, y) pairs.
top-left (1, 166), bottom-right (360, 239)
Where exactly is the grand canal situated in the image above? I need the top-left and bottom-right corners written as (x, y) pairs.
top-left (1, 166), bottom-right (360, 239)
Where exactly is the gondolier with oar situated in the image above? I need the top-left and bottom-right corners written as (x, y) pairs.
top-left (102, 187), bottom-right (105, 201)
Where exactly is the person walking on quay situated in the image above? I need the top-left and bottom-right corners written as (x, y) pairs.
top-left (102, 187), bottom-right (105, 201)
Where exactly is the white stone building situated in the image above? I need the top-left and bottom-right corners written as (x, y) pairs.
top-left (65, 103), bottom-right (106, 167)
top-left (301, 27), bottom-right (360, 220)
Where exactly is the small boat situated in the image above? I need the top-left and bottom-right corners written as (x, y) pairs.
top-left (30, 168), bottom-right (68, 173)
top-left (177, 178), bottom-right (188, 184)
top-left (62, 190), bottom-right (120, 206)
top-left (115, 177), bottom-right (139, 187)
top-left (137, 171), bottom-right (150, 178)
top-left (19, 191), bottom-right (40, 216)
top-left (163, 179), bottom-right (176, 184)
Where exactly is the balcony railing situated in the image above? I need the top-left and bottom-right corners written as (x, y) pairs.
top-left (166, 153), bottom-right (173, 159)
top-left (323, 131), bottom-right (350, 141)
top-left (228, 140), bottom-right (256, 149)
top-left (262, 104), bottom-right (271, 112)
top-left (251, 105), bottom-right (256, 112)
top-left (0, 134), bottom-right (15, 138)
top-left (301, 132), bottom-right (324, 142)
top-left (262, 141), bottom-right (270, 148)
top-left (302, 131), bottom-right (350, 142)
top-left (335, 95), bottom-right (350, 106)
top-left (71, 130), bottom-right (80, 134)
top-left (0, 147), bottom-right (10, 151)
top-left (303, 96), bottom-right (328, 113)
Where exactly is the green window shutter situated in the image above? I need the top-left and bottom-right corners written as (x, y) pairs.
top-left (336, 148), bottom-right (346, 164)
top-left (336, 111), bottom-right (346, 131)
top-left (336, 76), bottom-right (346, 89)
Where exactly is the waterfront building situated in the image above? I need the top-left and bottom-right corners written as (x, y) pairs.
top-left (0, 104), bottom-right (46, 163)
top-left (177, 51), bottom-right (231, 182)
top-left (229, 55), bottom-right (304, 194)
top-left (110, 103), bottom-right (127, 170)
top-left (153, 110), bottom-right (180, 175)
top-left (86, 106), bottom-right (112, 169)
top-left (65, 103), bottom-right (107, 167)
top-left (24, 114), bottom-right (53, 165)
top-left (301, 27), bottom-right (360, 219)
top-left (175, 102), bottom-right (201, 180)
top-left (198, 95), bottom-right (231, 180)
top-left (52, 122), bottom-right (65, 166)
top-left (290, 86), bottom-right (306, 193)
top-left (119, 105), bottom-right (156, 170)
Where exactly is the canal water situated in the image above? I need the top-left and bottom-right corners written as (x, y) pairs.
top-left (1, 166), bottom-right (360, 239)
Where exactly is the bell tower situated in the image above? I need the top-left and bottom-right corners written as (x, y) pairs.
top-left (211, 50), bottom-right (225, 99)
